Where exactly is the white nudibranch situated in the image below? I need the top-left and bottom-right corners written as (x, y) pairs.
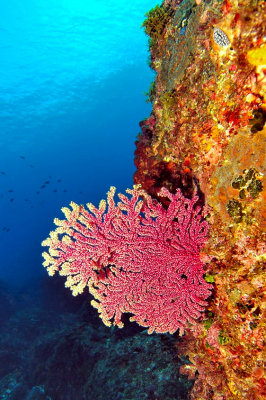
top-left (213, 27), bottom-right (230, 47)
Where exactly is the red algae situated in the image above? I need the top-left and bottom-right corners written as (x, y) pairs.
top-left (135, 0), bottom-right (265, 399)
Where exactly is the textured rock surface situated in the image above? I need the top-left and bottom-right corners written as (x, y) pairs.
top-left (135, 0), bottom-right (265, 399)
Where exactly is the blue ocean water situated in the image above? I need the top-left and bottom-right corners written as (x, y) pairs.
top-left (0, 0), bottom-right (157, 286)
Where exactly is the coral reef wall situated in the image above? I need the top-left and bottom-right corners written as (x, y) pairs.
top-left (134, 0), bottom-right (265, 399)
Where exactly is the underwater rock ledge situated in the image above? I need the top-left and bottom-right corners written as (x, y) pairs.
top-left (135, 0), bottom-right (265, 399)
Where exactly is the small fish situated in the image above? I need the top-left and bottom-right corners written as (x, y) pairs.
top-left (8, 189), bottom-right (13, 192)
top-left (53, 189), bottom-right (57, 193)
top-left (213, 27), bottom-right (230, 47)
top-left (10, 198), bottom-right (14, 202)
top-left (57, 179), bottom-right (61, 183)
top-left (0, 171), bottom-right (6, 175)
top-left (36, 191), bottom-right (40, 195)
top-left (40, 185), bottom-right (46, 189)
top-left (44, 181), bottom-right (50, 184)
top-left (20, 155), bottom-right (25, 159)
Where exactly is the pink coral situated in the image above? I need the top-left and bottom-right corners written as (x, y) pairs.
top-left (42, 185), bottom-right (211, 334)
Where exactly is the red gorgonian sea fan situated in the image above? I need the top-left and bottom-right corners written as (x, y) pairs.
top-left (42, 185), bottom-right (212, 334)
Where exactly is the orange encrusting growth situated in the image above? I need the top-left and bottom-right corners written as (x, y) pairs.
top-left (136, 0), bottom-right (266, 398)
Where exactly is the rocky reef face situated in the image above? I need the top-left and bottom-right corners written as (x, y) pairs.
top-left (135, 0), bottom-right (265, 399)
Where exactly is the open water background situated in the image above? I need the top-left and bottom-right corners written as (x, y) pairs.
top-left (0, 0), bottom-right (156, 286)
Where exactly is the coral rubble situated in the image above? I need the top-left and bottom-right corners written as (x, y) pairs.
top-left (135, 0), bottom-right (265, 399)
